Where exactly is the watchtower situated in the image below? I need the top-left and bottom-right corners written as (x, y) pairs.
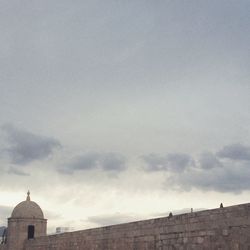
top-left (7, 191), bottom-right (47, 250)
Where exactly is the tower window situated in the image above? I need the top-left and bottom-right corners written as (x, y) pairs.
top-left (28, 225), bottom-right (35, 239)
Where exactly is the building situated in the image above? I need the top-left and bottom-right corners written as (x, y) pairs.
top-left (55, 227), bottom-right (74, 234)
top-left (1, 192), bottom-right (250, 249)
top-left (0, 192), bottom-right (46, 250)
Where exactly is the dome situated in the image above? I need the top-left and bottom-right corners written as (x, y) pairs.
top-left (11, 191), bottom-right (44, 219)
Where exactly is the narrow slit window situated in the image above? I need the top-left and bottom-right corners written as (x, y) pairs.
top-left (28, 225), bottom-right (35, 239)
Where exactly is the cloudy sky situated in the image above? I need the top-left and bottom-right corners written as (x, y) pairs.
top-left (0, 0), bottom-right (250, 233)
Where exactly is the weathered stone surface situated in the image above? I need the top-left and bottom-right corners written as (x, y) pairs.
top-left (24, 203), bottom-right (250, 250)
top-left (2, 193), bottom-right (47, 250)
top-left (11, 200), bottom-right (44, 219)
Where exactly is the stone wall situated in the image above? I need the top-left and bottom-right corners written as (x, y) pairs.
top-left (0, 245), bottom-right (7, 250)
top-left (7, 218), bottom-right (46, 250)
top-left (25, 203), bottom-right (250, 250)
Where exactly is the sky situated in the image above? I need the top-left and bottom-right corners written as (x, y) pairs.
top-left (0, 0), bottom-right (250, 233)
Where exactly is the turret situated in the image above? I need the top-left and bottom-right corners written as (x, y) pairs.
top-left (7, 191), bottom-right (47, 250)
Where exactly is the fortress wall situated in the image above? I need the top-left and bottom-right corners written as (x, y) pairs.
top-left (25, 203), bottom-right (250, 250)
top-left (0, 245), bottom-right (6, 250)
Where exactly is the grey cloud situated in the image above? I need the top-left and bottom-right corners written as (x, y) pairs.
top-left (142, 153), bottom-right (194, 172)
top-left (166, 145), bottom-right (250, 193)
top-left (169, 163), bottom-right (250, 193)
top-left (143, 145), bottom-right (250, 193)
top-left (102, 153), bottom-right (126, 171)
top-left (217, 144), bottom-right (250, 161)
top-left (142, 154), bottom-right (166, 171)
top-left (60, 152), bottom-right (127, 174)
top-left (68, 153), bottom-right (100, 171)
top-left (199, 152), bottom-right (222, 169)
top-left (1, 124), bottom-right (61, 165)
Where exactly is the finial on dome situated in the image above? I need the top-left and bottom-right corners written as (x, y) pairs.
top-left (26, 190), bottom-right (30, 201)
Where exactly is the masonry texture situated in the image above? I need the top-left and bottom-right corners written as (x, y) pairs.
top-left (0, 245), bottom-right (6, 250)
top-left (24, 203), bottom-right (250, 250)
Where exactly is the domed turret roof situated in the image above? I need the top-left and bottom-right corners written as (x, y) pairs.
top-left (11, 191), bottom-right (44, 219)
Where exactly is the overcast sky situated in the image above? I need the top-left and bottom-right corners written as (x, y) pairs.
top-left (0, 0), bottom-right (250, 233)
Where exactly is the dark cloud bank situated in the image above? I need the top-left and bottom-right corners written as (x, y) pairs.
top-left (217, 144), bottom-right (250, 161)
top-left (142, 144), bottom-right (250, 193)
top-left (0, 124), bottom-right (127, 176)
top-left (1, 124), bottom-right (250, 194)
top-left (1, 123), bottom-right (61, 165)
